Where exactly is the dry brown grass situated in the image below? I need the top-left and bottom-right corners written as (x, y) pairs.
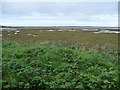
top-left (2, 29), bottom-right (118, 50)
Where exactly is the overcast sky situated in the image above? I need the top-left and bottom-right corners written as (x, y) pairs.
top-left (1, 1), bottom-right (118, 26)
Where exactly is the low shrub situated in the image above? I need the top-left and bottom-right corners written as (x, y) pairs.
top-left (2, 42), bottom-right (118, 89)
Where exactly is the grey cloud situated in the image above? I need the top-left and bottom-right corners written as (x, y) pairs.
top-left (1, 2), bottom-right (118, 26)
top-left (2, 2), bottom-right (117, 17)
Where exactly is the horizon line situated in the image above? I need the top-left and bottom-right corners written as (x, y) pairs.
top-left (0, 25), bottom-right (118, 27)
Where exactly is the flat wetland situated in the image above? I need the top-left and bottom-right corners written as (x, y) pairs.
top-left (2, 29), bottom-right (118, 50)
top-left (2, 28), bottom-right (119, 89)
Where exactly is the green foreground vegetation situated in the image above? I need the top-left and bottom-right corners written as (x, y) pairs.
top-left (2, 41), bottom-right (118, 89)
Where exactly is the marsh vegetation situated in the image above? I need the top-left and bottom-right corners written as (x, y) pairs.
top-left (2, 29), bottom-right (119, 89)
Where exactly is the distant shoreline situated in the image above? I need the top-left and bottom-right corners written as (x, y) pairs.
top-left (0, 25), bottom-right (119, 30)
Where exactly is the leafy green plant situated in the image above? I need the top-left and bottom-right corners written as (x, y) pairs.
top-left (2, 42), bottom-right (118, 89)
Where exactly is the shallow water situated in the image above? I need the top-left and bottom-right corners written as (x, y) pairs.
top-left (0, 28), bottom-right (18, 30)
